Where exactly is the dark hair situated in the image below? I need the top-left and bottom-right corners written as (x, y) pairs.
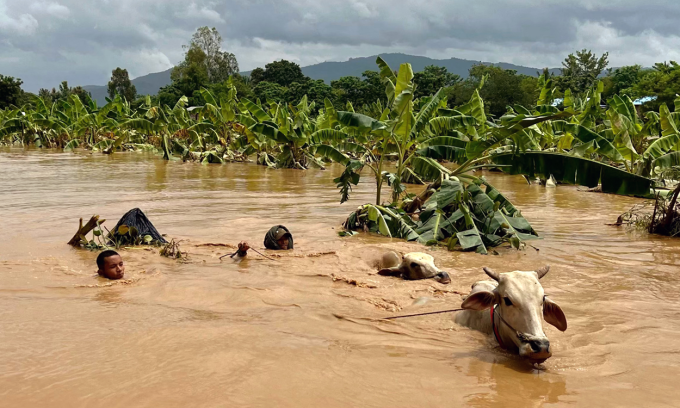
top-left (97, 250), bottom-right (120, 269)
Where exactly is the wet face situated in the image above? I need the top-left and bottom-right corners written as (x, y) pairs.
top-left (277, 237), bottom-right (289, 249)
top-left (98, 255), bottom-right (125, 280)
top-left (496, 272), bottom-right (551, 362)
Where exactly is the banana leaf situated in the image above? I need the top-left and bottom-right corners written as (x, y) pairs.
top-left (336, 142), bottom-right (370, 156)
top-left (653, 152), bottom-right (680, 171)
top-left (411, 88), bottom-right (443, 137)
top-left (415, 209), bottom-right (446, 244)
top-left (400, 167), bottom-right (425, 185)
top-left (417, 145), bottom-right (467, 163)
top-left (429, 115), bottom-right (477, 135)
top-left (377, 205), bottom-right (420, 241)
top-left (417, 136), bottom-right (468, 163)
top-left (366, 205), bottom-right (392, 237)
top-left (376, 56), bottom-right (397, 84)
top-left (457, 203), bottom-right (487, 254)
top-left (644, 133), bottom-right (680, 160)
top-left (337, 111), bottom-right (386, 133)
top-left (394, 63), bottom-right (414, 98)
top-left (409, 156), bottom-right (451, 182)
top-left (241, 98), bottom-right (271, 122)
top-left (493, 152), bottom-right (652, 196)
top-left (314, 144), bottom-right (350, 165)
top-left (310, 129), bottom-right (349, 144)
top-left (428, 178), bottom-right (464, 210)
top-left (457, 89), bottom-right (486, 126)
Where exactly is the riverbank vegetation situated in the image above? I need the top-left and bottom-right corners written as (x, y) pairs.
top-left (3, 27), bottom-right (680, 245)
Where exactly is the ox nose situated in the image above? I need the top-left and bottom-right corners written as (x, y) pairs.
top-left (434, 271), bottom-right (451, 284)
top-left (528, 338), bottom-right (551, 354)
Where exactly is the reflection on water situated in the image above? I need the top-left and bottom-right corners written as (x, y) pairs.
top-left (464, 357), bottom-right (570, 407)
top-left (1, 148), bottom-right (679, 408)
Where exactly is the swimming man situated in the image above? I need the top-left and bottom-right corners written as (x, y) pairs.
top-left (97, 250), bottom-right (125, 280)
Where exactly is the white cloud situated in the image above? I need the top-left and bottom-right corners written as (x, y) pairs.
top-left (350, 1), bottom-right (374, 18)
top-left (0, 10), bottom-right (39, 35)
top-left (30, 2), bottom-right (70, 19)
top-left (178, 2), bottom-right (223, 23)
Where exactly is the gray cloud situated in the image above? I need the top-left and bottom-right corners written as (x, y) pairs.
top-left (1, 0), bottom-right (680, 92)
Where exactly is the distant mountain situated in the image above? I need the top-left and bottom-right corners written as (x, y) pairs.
top-left (83, 68), bottom-right (173, 105)
top-left (83, 54), bottom-right (560, 105)
top-left (290, 53), bottom-right (561, 83)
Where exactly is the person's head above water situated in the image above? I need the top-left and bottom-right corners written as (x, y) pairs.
top-left (275, 228), bottom-right (291, 249)
top-left (264, 225), bottom-right (293, 250)
top-left (96, 250), bottom-right (125, 280)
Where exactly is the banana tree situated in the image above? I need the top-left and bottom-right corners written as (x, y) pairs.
top-left (483, 79), bottom-right (658, 197)
top-left (341, 71), bottom-right (567, 253)
top-left (330, 58), bottom-right (463, 205)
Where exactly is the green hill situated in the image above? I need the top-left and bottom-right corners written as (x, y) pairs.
top-left (84, 54), bottom-right (559, 105)
top-left (292, 53), bottom-right (559, 83)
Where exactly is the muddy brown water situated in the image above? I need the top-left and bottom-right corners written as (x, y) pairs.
top-left (1, 148), bottom-right (679, 407)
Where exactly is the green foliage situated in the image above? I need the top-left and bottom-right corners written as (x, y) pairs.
top-left (250, 60), bottom-right (306, 87)
top-left (286, 79), bottom-right (334, 109)
top-left (603, 65), bottom-right (643, 99)
top-left (344, 178), bottom-right (539, 252)
top-left (413, 65), bottom-right (461, 99)
top-left (0, 75), bottom-right (24, 109)
top-left (253, 81), bottom-right (287, 104)
top-left (334, 160), bottom-right (363, 203)
top-left (445, 65), bottom-right (539, 117)
top-left (556, 49), bottom-right (609, 95)
top-left (631, 62), bottom-right (680, 111)
top-left (107, 67), bottom-right (137, 102)
top-left (331, 71), bottom-right (387, 109)
top-left (173, 26), bottom-right (238, 84)
top-left (38, 81), bottom-right (92, 106)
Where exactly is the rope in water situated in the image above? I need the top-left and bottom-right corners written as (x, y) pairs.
top-left (383, 308), bottom-right (464, 320)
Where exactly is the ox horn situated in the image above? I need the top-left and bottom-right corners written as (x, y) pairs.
top-left (483, 267), bottom-right (500, 281)
top-left (535, 265), bottom-right (550, 279)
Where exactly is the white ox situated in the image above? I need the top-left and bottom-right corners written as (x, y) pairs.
top-left (378, 251), bottom-right (452, 284)
top-left (455, 266), bottom-right (567, 363)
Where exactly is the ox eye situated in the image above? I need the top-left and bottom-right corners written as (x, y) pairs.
top-left (410, 262), bottom-right (418, 268)
top-left (503, 297), bottom-right (513, 307)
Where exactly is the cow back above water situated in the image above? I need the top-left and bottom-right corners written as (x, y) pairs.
top-left (378, 252), bottom-right (451, 284)
top-left (454, 266), bottom-right (567, 363)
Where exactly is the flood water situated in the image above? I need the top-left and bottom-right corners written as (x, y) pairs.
top-left (1, 148), bottom-right (679, 408)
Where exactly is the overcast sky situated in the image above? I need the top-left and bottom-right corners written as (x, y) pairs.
top-left (2, 0), bottom-right (680, 92)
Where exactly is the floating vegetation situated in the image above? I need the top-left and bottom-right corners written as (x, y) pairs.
top-left (159, 239), bottom-right (186, 259)
top-left (616, 184), bottom-right (680, 237)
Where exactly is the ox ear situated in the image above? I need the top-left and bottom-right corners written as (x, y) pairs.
top-left (483, 267), bottom-right (500, 281)
top-left (378, 266), bottom-right (403, 277)
top-left (461, 290), bottom-right (497, 311)
top-left (543, 298), bottom-right (567, 332)
top-left (535, 265), bottom-right (550, 279)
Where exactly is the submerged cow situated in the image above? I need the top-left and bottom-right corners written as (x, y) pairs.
top-left (378, 251), bottom-right (451, 284)
top-left (454, 266), bottom-right (567, 363)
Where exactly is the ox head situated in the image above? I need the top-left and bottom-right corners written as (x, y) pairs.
top-left (461, 266), bottom-right (567, 363)
top-left (378, 252), bottom-right (451, 284)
